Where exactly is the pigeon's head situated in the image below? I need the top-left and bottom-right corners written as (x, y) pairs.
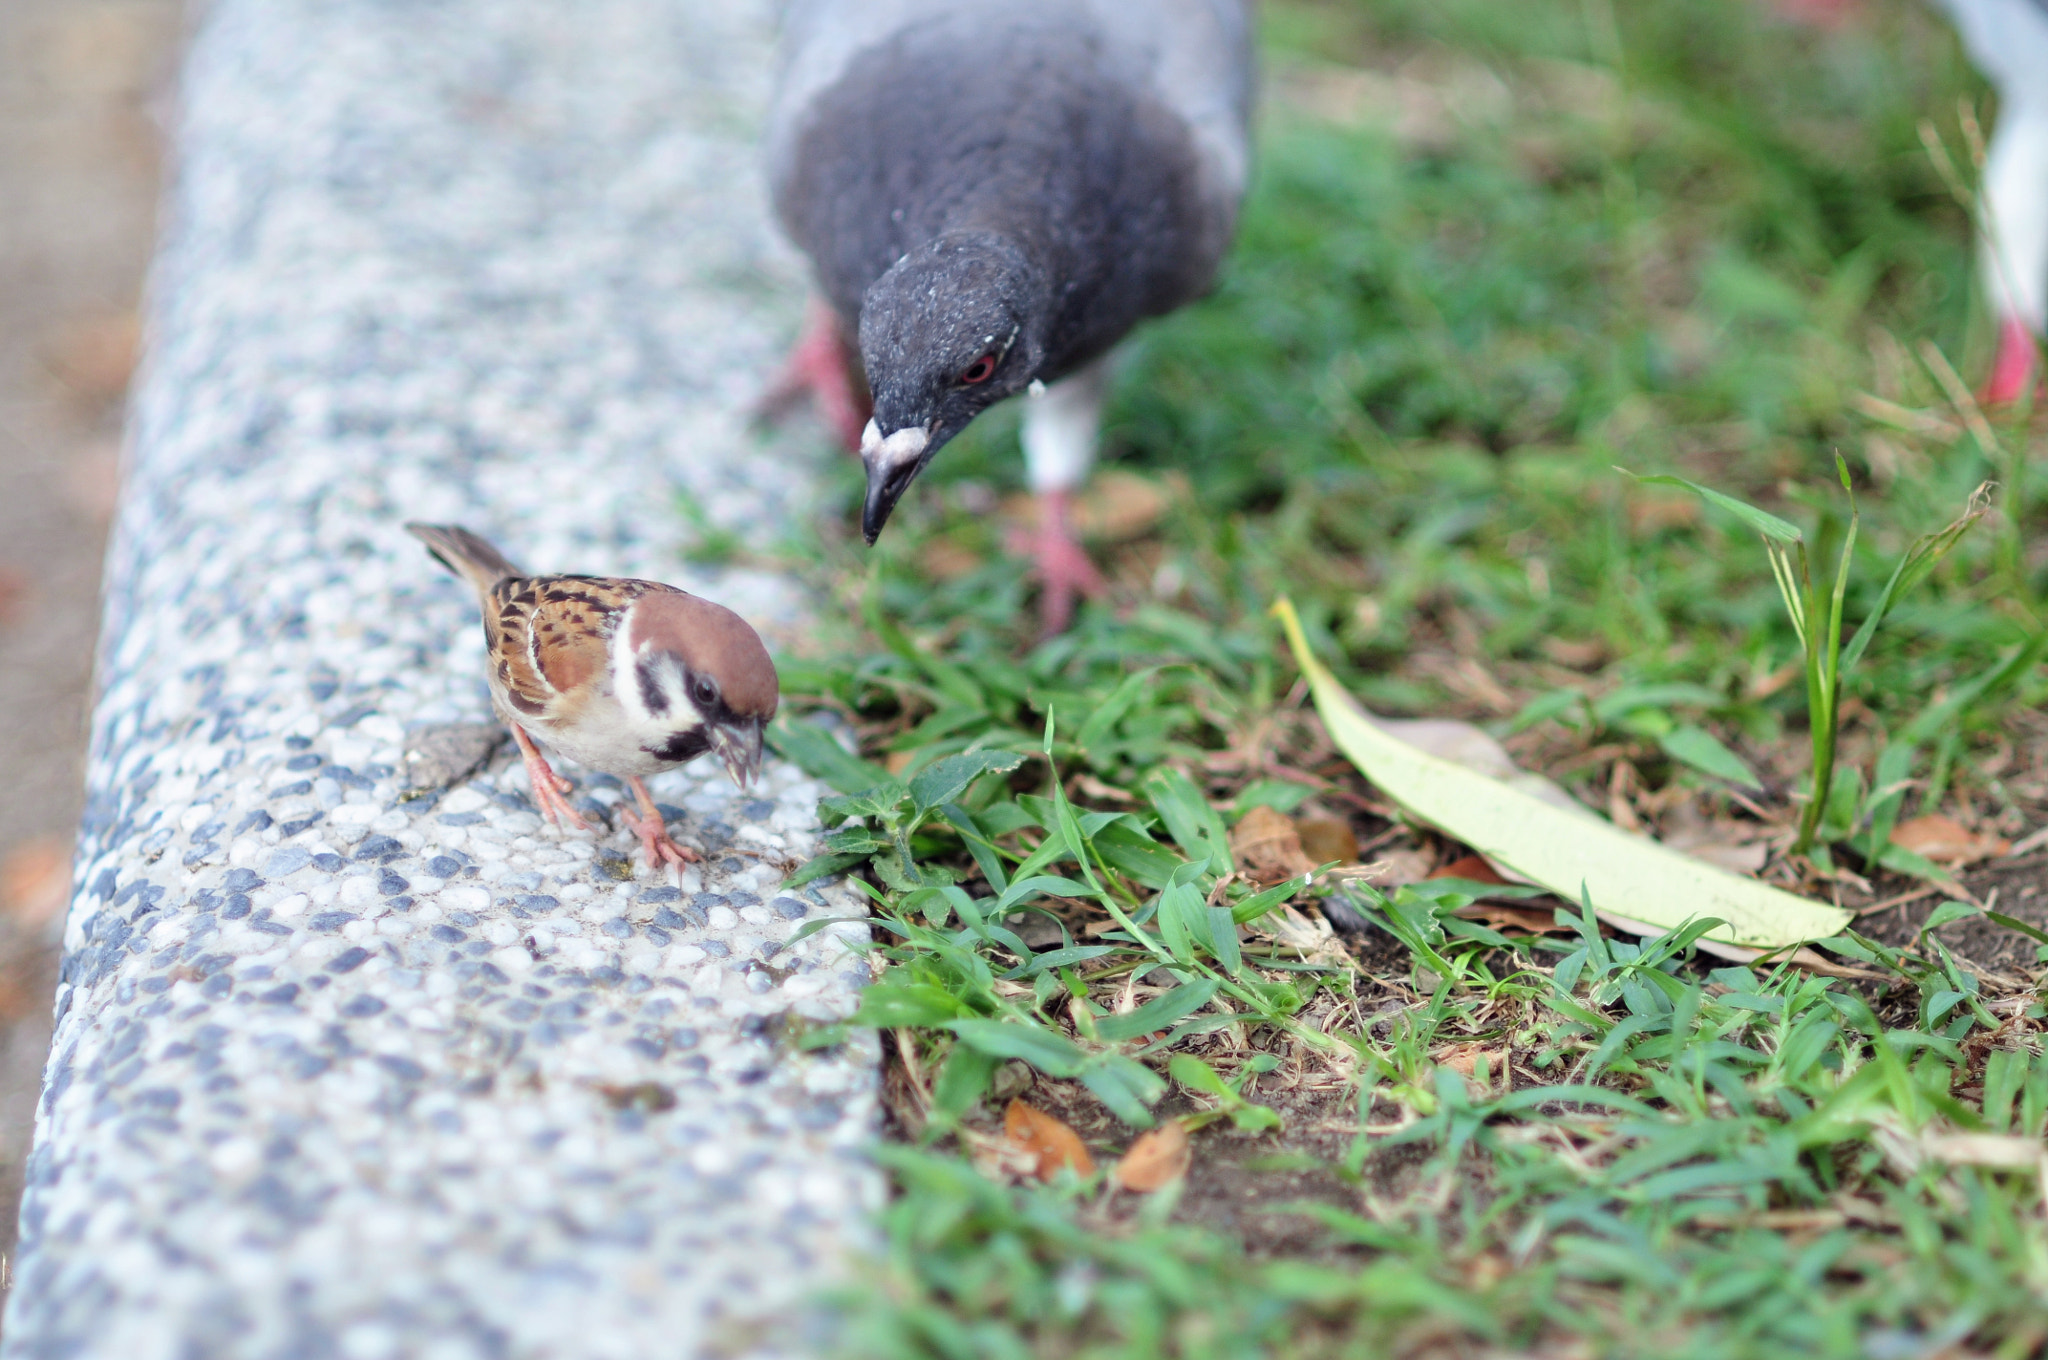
top-left (856, 232), bottom-right (1044, 542)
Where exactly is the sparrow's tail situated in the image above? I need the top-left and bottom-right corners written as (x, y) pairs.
top-left (404, 523), bottom-right (524, 594)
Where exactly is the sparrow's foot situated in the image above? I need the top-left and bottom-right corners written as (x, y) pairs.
top-left (624, 776), bottom-right (701, 871)
top-left (1984, 315), bottom-right (2041, 407)
top-left (755, 298), bottom-right (870, 451)
top-left (511, 726), bottom-right (588, 833)
top-left (1008, 489), bottom-right (1108, 636)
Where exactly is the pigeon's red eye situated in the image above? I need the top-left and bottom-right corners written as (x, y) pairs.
top-left (959, 354), bottom-right (997, 385)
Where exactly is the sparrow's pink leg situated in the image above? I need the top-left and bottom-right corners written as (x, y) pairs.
top-left (1984, 315), bottom-right (2041, 408)
top-left (1008, 488), bottom-right (1108, 637)
top-left (755, 298), bottom-right (871, 451)
top-left (621, 776), bottom-right (701, 870)
top-left (510, 725), bottom-right (588, 832)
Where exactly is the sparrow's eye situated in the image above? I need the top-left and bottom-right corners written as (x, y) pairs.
top-left (692, 676), bottom-right (718, 707)
top-left (958, 354), bottom-right (997, 385)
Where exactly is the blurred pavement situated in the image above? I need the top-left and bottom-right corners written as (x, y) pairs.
top-left (0, 0), bottom-right (180, 1294)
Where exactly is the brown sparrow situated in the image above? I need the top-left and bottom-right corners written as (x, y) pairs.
top-left (406, 523), bottom-right (779, 871)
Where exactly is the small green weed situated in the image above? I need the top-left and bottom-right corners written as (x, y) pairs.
top-left (1627, 461), bottom-right (1995, 857)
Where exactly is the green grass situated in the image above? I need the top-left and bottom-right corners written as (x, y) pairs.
top-left (721, 0), bottom-right (2048, 1353)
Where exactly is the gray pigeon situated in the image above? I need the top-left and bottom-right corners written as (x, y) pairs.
top-left (765, 0), bottom-right (1255, 630)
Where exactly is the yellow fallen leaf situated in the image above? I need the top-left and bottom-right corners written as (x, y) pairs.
top-left (1114, 1118), bottom-right (1191, 1192)
top-left (1272, 599), bottom-right (1850, 950)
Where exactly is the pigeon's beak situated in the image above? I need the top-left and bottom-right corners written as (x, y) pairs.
top-left (859, 419), bottom-right (932, 543)
top-left (712, 718), bottom-right (765, 790)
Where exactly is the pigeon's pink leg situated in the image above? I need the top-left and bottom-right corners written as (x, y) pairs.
top-left (511, 726), bottom-right (588, 832)
top-left (1014, 489), bottom-right (1108, 637)
top-left (620, 776), bottom-right (700, 870)
top-left (1985, 315), bottom-right (2041, 407)
top-left (756, 298), bottom-right (871, 451)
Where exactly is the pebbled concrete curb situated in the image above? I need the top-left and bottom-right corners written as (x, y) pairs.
top-left (1, 2), bottom-right (880, 1356)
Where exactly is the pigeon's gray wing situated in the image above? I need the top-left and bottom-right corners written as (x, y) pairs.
top-left (1083, 0), bottom-right (1255, 218)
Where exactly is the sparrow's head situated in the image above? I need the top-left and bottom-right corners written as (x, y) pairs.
top-left (857, 231), bottom-right (1045, 542)
top-left (616, 591), bottom-right (779, 788)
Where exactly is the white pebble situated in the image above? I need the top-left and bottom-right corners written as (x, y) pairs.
top-left (489, 947), bottom-right (533, 975)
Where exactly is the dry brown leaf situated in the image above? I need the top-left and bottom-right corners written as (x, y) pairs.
top-left (1541, 637), bottom-right (1607, 670)
top-left (1454, 901), bottom-right (1572, 936)
top-left (1294, 815), bottom-right (1357, 865)
top-left (1, 837), bottom-right (71, 930)
top-left (1074, 470), bottom-right (1170, 542)
top-left (1114, 1118), bottom-right (1191, 1192)
top-left (1627, 490), bottom-right (1702, 535)
top-left (1001, 472), bottom-right (1172, 545)
top-left (920, 538), bottom-right (983, 581)
top-left (1368, 845), bottom-right (1438, 885)
top-left (1428, 853), bottom-right (1511, 886)
top-left (1230, 805), bottom-right (1314, 885)
top-left (1891, 814), bottom-right (2009, 868)
top-left (1432, 1044), bottom-right (1492, 1077)
top-left (1003, 1098), bottom-right (1095, 1180)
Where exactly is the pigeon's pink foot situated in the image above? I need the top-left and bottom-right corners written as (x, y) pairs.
top-left (1984, 315), bottom-right (2041, 408)
top-left (1008, 489), bottom-right (1108, 636)
top-left (622, 775), bottom-right (700, 872)
top-left (756, 298), bottom-right (870, 451)
top-left (511, 726), bottom-right (588, 832)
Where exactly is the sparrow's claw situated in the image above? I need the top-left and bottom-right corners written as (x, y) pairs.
top-left (511, 725), bottom-right (588, 833)
top-left (625, 776), bottom-right (701, 873)
top-left (1008, 489), bottom-right (1108, 636)
top-left (625, 813), bottom-right (702, 870)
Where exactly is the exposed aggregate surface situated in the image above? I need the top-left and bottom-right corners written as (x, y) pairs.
top-left (0, 1), bottom-right (881, 1356)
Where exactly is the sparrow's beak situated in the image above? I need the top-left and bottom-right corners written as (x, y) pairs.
top-left (713, 719), bottom-right (766, 790)
top-left (859, 419), bottom-right (932, 544)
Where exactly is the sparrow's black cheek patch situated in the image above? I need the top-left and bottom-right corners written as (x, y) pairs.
top-left (636, 660), bottom-right (670, 716)
top-left (644, 728), bottom-right (708, 764)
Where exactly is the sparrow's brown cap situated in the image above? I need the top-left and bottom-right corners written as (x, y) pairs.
top-left (630, 590), bottom-right (779, 721)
